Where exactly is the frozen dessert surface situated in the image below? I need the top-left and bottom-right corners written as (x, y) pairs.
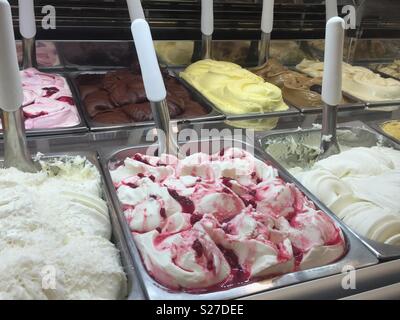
top-left (377, 60), bottom-right (400, 79)
top-left (263, 129), bottom-right (372, 168)
top-left (381, 120), bottom-right (400, 141)
top-left (265, 132), bottom-right (400, 245)
top-left (0, 157), bottom-right (126, 299)
top-left (0, 68), bottom-right (80, 130)
top-left (269, 41), bottom-right (307, 65)
top-left (77, 69), bottom-right (207, 124)
top-left (110, 148), bottom-right (345, 291)
top-left (17, 41), bottom-right (60, 68)
top-left (155, 41), bottom-right (194, 66)
top-left (354, 40), bottom-right (400, 61)
top-left (296, 59), bottom-right (400, 102)
top-left (294, 147), bottom-right (400, 245)
top-left (226, 117), bottom-right (279, 131)
top-left (212, 41), bottom-right (251, 66)
top-left (155, 41), bottom-right (251, 66)
top-left (254, 59), bottom-right (348, 108)
top-left (59, 42), bottom-right (135, 67)
top-left (180, 59), bottom-right (288, 115)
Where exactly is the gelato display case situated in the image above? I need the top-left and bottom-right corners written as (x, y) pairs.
top-left (1, 0), bottom-right (400, 300)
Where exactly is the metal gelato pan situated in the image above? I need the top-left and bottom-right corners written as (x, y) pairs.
top-left (259, 121), bottom-right (400, 260)
top-left (69, 71), bottom-right (224, 132)
top-left (0, 150), bottom-right (143, 300)
top-left (172, 68), bottom-right (301, 121)
top-left (367, 119), bottom-right (400, 144)
top-left (0, 72), bottom-right (88, 139)
top-left (99, 138), bottom-right (377, 300)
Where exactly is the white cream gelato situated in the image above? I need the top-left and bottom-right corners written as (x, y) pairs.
top-left (0, 157), bottom-right (127, 300)
top-left (293, 147), bottom-right (400, 245)
top-left (296, 59), bottom-right (400, 101)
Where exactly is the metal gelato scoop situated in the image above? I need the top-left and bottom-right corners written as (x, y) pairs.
top-left (18, 0), bottom-right (37, 69)
top-left (248, 0), bottom-right (274, 73)
top-left (317, 16), bottom-right (345, 161)
top-left (130, 18), bottom-right (181, 157)
top-left (0, 0), bottom-right (39, 172)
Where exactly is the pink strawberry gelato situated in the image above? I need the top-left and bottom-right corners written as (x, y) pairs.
top-left (17, 41), bottom-right (60, 68)
top-left (0, 68), bottom-right (80, 130)
top-left (110, 148), bottom-right (345, 292)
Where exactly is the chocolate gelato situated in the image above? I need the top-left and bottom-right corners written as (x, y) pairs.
top-left (76, 69), bottom-right (207, 124)
top-left (59, 42), bottom-right (136, 67)
top-left (254, 59), bottom-right (349, 108)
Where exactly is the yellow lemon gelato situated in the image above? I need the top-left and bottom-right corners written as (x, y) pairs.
top-left (381, 120), bottom-right (400, 141)
top-left (180, 59), bottom-right (288, 115)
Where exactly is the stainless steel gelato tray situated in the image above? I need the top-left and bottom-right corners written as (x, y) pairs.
top-left (259, 121), bottom-right (400, 260)
top-left (368, 62), bottom-right (400, 82)
top-left (283, 67), bottom-right (365, 114)
top-left (58, 41), bottom-right (137, 71)
top-left (98, 139), bottom-right (377, 300)
top-left (367, 119), bottom-right (400, 144)
top-left (293, 64), bottom-right (400, 109)
top-left (292, 101), bottom-right (365, 114)
top-left (0, 72), bottom-right (88, 139)
top-left (16, 40), bottom-right (64, 71)
top-left (339, 64), bottom-right (400, 108)
top-left (171, 68), bottom-right (300, 121)
top-left (0, 150), bottom-right (143, 300)
top-left (343, 93), bottom-right (400, 110)
top-left (69, 71), bottom-right (224, 132)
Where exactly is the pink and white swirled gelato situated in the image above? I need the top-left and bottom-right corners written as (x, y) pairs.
top-left (0, 68), bottom-right (80, 130)
top-left (110, 148), bottom-right (345, 291)
top-left (17, 41), bottom-right (60, 68)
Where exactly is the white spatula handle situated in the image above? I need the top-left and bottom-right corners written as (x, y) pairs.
top-left (322, 17), bottom-right (344, 106)
top-left (0, 0), bottom-right (23, 112)
top-left (126, 0), bottom-right (145, 21)
top-left (131, 19), bottom-right (166, 102)
top-left (18, 0), bottom-right (36, 39)
top-left (201, 0), bottom-right (214, 36)
top-left (325, 0), bottom-right (338, 21)
top-left (261, 0), bottom-right (274, 34)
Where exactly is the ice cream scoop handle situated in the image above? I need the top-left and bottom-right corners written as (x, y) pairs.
top-left (261, 0), bottom-right (274, 34)
top-left (19, 0), bottom-right (37, 68)
top-left (126, 0), bottom-right (145, 21)
top-left (131, 19), bottom-right (180, 156)
top-left (322, 17), bottom-right (344, 106)
top-left (0, 0), bottom-right (23, 112)
top-left (325, 0), bottom-right (338, 21)
top-left (201, 0), bottom-right (214, 36)
top-left (130, 19), bottom-right (166, 102)
top-left (18, 0), bottom-right (36, 39)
